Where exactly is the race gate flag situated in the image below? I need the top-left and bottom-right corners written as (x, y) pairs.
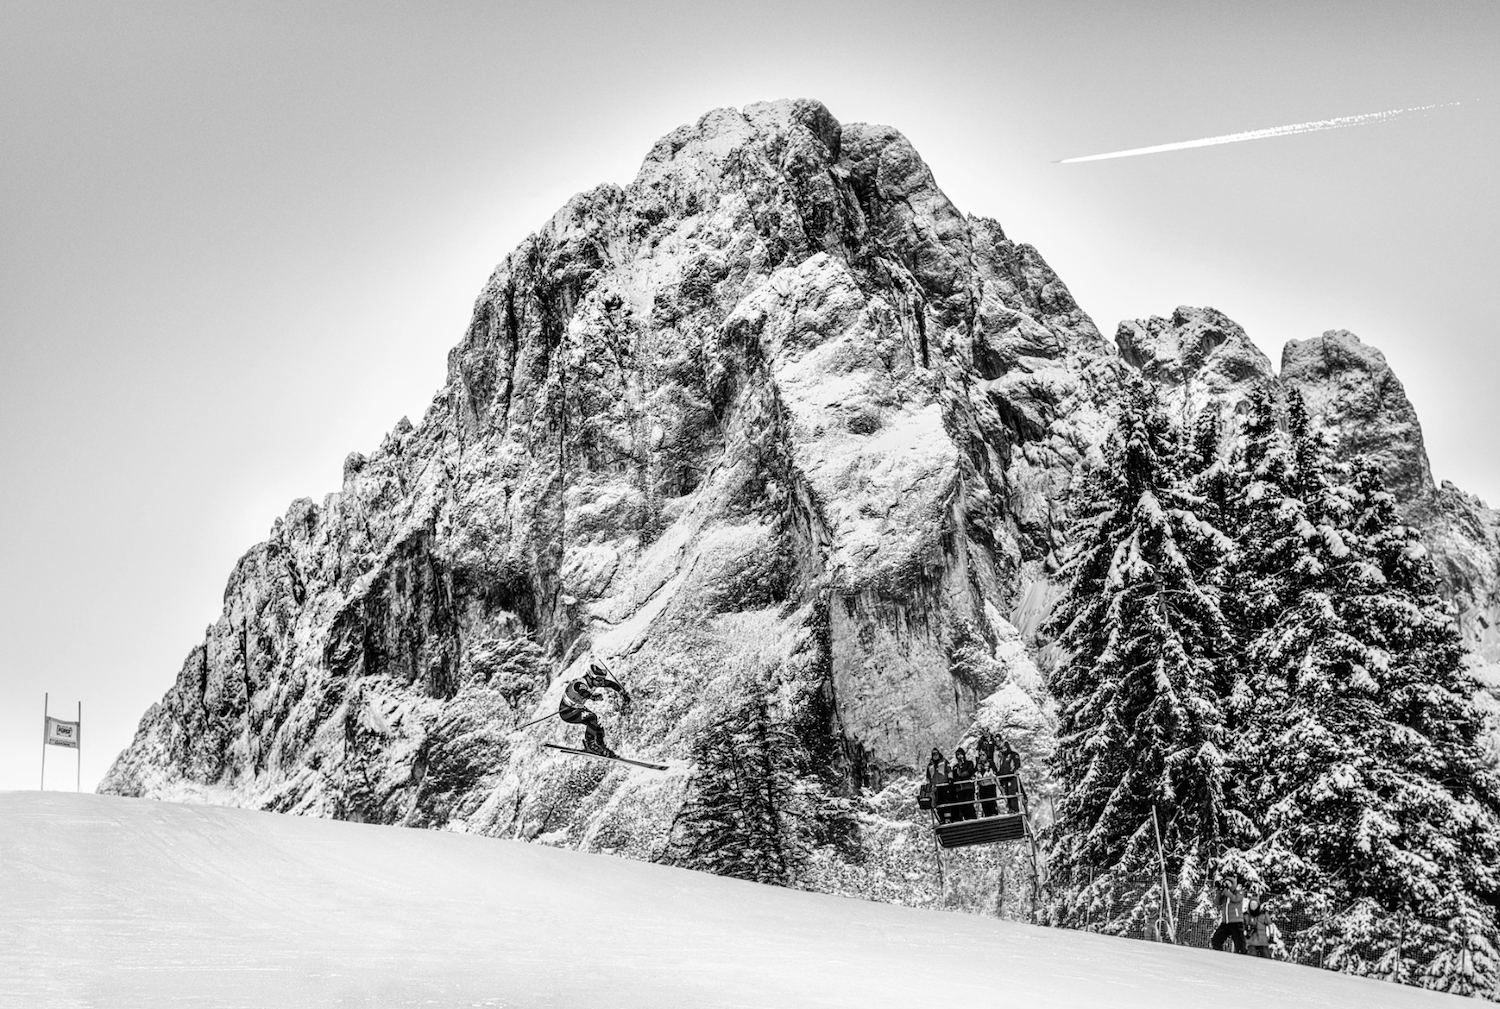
top-left (45, 716), bottom-right (80, 749)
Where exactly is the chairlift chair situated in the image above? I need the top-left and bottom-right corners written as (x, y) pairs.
top-left (924, 771), bottom-right (1045, 912)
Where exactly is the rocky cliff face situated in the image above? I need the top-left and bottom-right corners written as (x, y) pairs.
top-left (101, 100), bottom-right (1110, 854)
top-left (101, 99), bottom-right (1500, 857)
top-left (1114, 305), bottom-right (1274, 441)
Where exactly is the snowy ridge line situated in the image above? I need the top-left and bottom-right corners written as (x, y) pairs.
top-left (1, 793), bottom-right (1469, 1009)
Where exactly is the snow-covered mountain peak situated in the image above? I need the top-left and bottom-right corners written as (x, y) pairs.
top-left (100, 99), bottom-right (1500, 911)
top-left (1115, 305), bottom-right (1273, 434)
top-left (1281, 328), bottom-right (1435, 501)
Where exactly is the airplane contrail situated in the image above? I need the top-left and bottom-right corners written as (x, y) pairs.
top-left (1056, 101), bottom-right (1463, 164)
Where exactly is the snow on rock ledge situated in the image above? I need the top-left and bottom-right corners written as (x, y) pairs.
top-left (101, 99), bottom-right (1116, 845)
top-left (101, 99), bottom-right (1500, 862)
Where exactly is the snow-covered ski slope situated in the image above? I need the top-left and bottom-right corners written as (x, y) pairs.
top-left (1, 793), bottom-right (1468, 1008)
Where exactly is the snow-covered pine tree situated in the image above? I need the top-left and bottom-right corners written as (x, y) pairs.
top-left (1182, 405), bottom-right (1249, 733)
top-left (1230, 389), bottom-right (1378, 939)
top-left (1183, 407), bottom-right (1240, 536)
top-left (1344, 462), bottom-right (1500, 994)
top-left (672, 686), bottom-right (822, 887)
top-left (1221, 384), bottom-right (1285, 650)
top-left (1046, 381), bottom-right (1239, 932)
top-left (1220, 382), bottom-right (1305, 860)
top-left (1232, 391), bottom-right (1500, 995)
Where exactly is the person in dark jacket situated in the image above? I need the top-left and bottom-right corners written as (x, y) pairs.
top-left (1209, 876), bottom-right (1248, 954)
top-left (925, 749), bottom-right (951, 785)
top-left (924, 748), bottom-right (952, 820)
top-left (558, 662), bottom-right (629, 757)
top-left (996, 739), bottom-right (1022, 813)
top-left (950, 747), bottom-right (977, 820)
top-left (975, 729), bottom-right (999, 775)
top-left (950, 748), bottom-right (976, 781)
top-left (973, 733), bottom-right (1001, 816)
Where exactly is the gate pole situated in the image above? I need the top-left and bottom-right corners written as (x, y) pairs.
top-left (1151, 804), bottom-right (1176, 943)
top-left (40, 692), bottom-right (48, 791)
top-left (930, 828), bottom-right (946, 902)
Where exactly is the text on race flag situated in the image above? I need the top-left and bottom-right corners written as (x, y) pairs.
top-left (45, 716), bottom-right (80, 749)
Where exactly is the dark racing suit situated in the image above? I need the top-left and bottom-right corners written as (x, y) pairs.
top-left (558, 670), bottom-right (627, 755)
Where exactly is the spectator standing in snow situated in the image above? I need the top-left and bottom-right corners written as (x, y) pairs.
top-left (1244, 898), bottom-right (1273, 958)
top-left (1209, 876), bottom-right (1248, 954)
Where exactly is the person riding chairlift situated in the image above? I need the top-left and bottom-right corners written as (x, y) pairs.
top-left (925, 748), bottom-right (950, 785)
top-left (975, 729), bottom-right (999, 775)
top-left (996, 739), bottom-right (1022, 813)
top-left (950, 747), bottom-right (978, 820)
top-left (923, 748), bottom-right (952, 819)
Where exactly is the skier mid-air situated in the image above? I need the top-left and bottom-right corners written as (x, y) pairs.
top-left (558, 661), bottom-right (631, 758)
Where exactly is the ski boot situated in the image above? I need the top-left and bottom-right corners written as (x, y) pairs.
top-left (583, 736), bottom-right (618, 760)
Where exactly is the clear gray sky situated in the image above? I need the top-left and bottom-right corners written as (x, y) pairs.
top-left (3, 1), bottom-right (1496, 792)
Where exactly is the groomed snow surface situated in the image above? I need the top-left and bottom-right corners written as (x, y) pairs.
top-left (1, 793), bottom-right (1471, 1007)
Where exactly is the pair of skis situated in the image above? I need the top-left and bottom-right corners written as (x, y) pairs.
top-left (541, 742), bottom-right (668, 771)
top-left (527, 657), bottom-right (668, 771)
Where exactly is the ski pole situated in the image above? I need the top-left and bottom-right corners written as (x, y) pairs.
top-left (515, 710), bottom-right (561, 731)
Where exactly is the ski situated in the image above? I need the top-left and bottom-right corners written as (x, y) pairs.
top-left (541, 742), bottom-right (668, 771)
